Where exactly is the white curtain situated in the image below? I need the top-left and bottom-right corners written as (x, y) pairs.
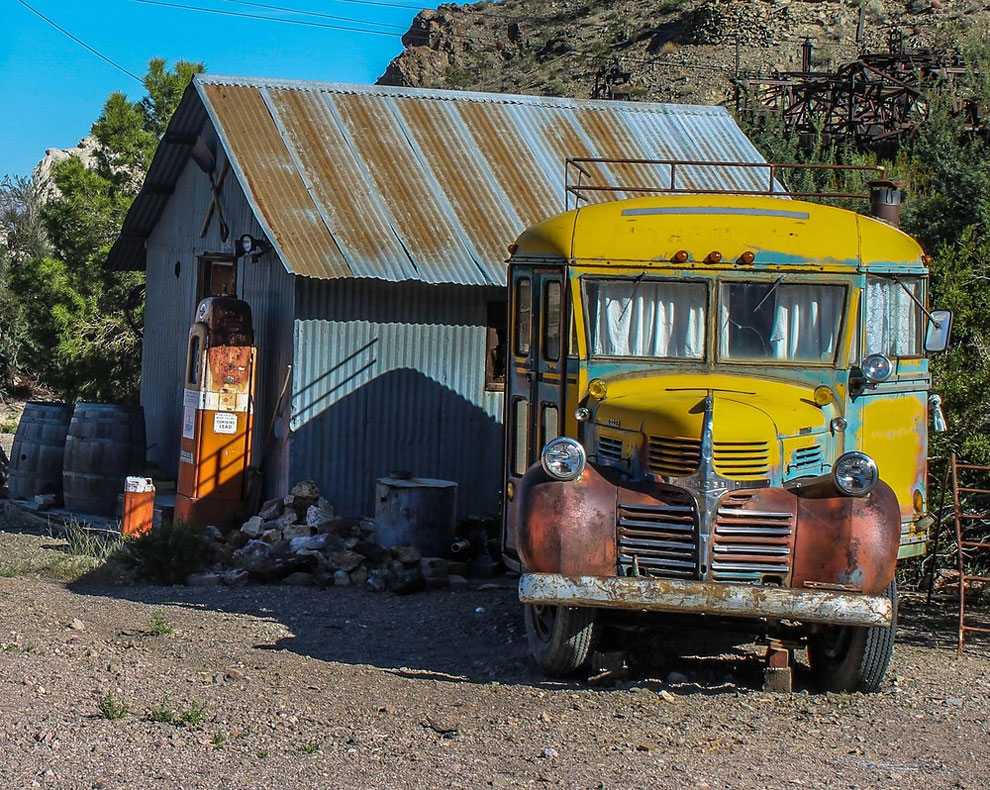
top-left (866, 277), bottom-right (920, 356)
top-left (769, 284), bottom-right (844, 361)
top-left (591, 281), bottom-right (706, 358)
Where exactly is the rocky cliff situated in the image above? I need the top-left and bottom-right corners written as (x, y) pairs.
top-left (377, 0), bottom-right (988, 104)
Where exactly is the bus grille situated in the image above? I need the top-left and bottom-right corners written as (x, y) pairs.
top-left (711, 493), bottom-right (794, 583)
top-left (597, 435), bottom-right (623, 464)
top-left (789, 444), bottom-right (823, 476)
top-left (617, 493), bottom-right (699, 579)
top-left (647, 436), bottom-right (702, 477)
top-left (713, 441), bottom-right (771, 479)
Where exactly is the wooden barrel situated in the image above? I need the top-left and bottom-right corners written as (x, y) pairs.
top-left (7, 402), bottom-right (74, 503)
top-left (63, 403), bottom-right (146, 515)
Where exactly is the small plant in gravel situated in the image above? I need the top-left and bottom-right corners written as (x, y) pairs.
top-left (256, 750), bottom-right (269, 759)
top-left (1, 641), bottom-right (37, 654)
top-left (120, 519), bottom-right (210, 585)
top-left (144, 611), bottom-right (174, 636)
top-left (96, 692), bottom-right (128, 720)
top-left (297, 741), bottom-right (320, 754)
top-left (149, 697), bottom-right (176, 724)
top-left (212, 731), bottom-right (227, 749)
top-left (178, 700), bottom-right (208, 728)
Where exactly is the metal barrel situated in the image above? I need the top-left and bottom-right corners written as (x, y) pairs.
top-left (63, 403), bottom-right (146, 516)
top-left (374, 476), bottom-right (457, 556)
top-left (7, 402), bottom-right (75, 503)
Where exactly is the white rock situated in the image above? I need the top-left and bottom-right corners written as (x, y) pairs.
top-left (260, 528), bottom-right (281, 544)
top-left (275, 511), bottom-right (298, 530)
top-left (306, 505), bottom-right (334, 527)
top-left (223, 569), bottom-right (249, 586)
top-left (317, 496), bottom-right (334, 514)
top-left (240, 516), bottom-right (264, 537)
top-left (333, 570), bottom-right (352, 586)
top-left (290, 535), bottom-right (328, 553)
top-left (282, 524), bottom-right (312, 540)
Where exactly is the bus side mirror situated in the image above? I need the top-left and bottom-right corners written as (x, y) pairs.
top-left (925, 309), bottom-right (953, 353)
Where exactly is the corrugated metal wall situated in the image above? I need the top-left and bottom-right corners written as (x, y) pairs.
top-left (290, 278), bottom-right (504, 518)
top-left (142, 125), bottom-right (295, 500)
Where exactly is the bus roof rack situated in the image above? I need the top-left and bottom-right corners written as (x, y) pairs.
top-left (564, 158), bottom-right (888, 211)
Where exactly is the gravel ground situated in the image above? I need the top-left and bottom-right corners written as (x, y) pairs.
top-left (1, 523), bottom-right (988, 790)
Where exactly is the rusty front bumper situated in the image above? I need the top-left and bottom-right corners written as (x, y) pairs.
top-left (519, 573), bottom-right (893, 628)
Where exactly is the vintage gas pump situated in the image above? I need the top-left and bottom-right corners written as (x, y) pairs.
top-left (175, 296), bottom-right (256, 529)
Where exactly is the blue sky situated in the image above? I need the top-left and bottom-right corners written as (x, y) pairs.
top-left (1, 0), bottom-right (451, 178)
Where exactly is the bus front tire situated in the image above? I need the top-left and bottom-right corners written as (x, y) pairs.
top-left (524, 603), bottom-right (598, 675)
top-left (808, 581), bottom-right (897, 693)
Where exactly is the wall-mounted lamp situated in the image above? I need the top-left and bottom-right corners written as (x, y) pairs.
top-left (236, 233), bottom-right (270, 260)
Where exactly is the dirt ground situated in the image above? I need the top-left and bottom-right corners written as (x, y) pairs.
top-left (1, 521), bottom-right (988, 790)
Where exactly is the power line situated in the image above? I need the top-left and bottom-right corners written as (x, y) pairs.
top-left (14, 0), bottom-right (143, 83)
top-left (219, 0), bottom-right (407, 31)
top-left (130, 0), bottom-right (402, 37)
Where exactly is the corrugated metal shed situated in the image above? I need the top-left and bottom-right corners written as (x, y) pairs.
top-left (110, 76), bottom-right (772, 285)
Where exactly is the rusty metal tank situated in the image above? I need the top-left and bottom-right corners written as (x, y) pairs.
top-left (374, 473), bottom-right (457, 556)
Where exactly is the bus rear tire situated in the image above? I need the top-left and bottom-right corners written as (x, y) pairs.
top-left (808, 581), bottom-right (897, 693)
top-left (524, 603), bottom-right (598, 676)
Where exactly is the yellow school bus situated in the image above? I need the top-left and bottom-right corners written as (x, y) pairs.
top-left (502, 161), bottom-right (951, 692)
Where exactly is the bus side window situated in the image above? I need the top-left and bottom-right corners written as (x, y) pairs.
top-left (514, 278), bottom-right (532, 357)
top-left (512, 398), bottom-right (530, 476)
top-left (541, 404), bottom-right (559, 446)
top-left (543, 280), bottom-right (561, 362)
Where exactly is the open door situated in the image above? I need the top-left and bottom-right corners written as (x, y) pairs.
top-left (502, 264), bottom-right (566, 568)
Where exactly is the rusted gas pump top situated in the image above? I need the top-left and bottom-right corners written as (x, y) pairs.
top-left (195, 296), bottom-right (254, 347)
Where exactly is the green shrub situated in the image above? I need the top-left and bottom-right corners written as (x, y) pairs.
top-left (121, 520), bottom-right (210, 585)
top-left (96, 692), bottom-right (128, 720)
top-left (143, 610), bottom-right (174, 636)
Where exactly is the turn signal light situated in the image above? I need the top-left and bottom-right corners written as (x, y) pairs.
top-left (813, 386), bottom-right (835, 407)
top-left (588, 379), bottom-right (608, 399)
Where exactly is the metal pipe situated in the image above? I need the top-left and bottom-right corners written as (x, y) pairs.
top-left (869, 179), bottom-right (904, 226)
top-left (451, 539), bottom-right (471, 555)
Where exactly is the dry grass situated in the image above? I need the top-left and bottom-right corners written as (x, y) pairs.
top-left (0, 513), bottom-right (129, 584)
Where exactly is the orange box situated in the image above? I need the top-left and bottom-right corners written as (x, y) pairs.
top-left (122, 476), bottom-right (156, 537)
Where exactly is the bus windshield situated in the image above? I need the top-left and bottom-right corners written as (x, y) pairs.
top-left (719, 280), bottom-right (845, 363)
top-left (585, 278), bottom-right (706, 359)
top-left (583, 277), bottom-right (846, 364)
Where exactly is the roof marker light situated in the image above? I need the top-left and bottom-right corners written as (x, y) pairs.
top-left (738, 250), bottom-right (755, 264)
top-left (671, 250), bottom-right (689, 263)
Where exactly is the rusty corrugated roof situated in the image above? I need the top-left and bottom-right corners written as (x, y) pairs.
top-left (110, 75), bottom-right (772, 285)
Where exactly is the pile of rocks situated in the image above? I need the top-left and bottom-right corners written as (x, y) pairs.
top-left (680, 1), bottom-right (784, 48)
top-left (194, 480), bottom-right (456, 593)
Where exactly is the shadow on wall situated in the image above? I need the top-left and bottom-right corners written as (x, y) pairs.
top-left (290, 367), bottom-right (503, 519)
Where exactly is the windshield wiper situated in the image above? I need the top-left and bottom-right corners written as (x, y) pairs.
top-left (753, 275), bottom-right (785, 313)
top-left (617, 271), bottom-right (647, 322)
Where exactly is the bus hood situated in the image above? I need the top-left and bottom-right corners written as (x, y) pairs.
top-left (592, 374), bottom-right (831, 446)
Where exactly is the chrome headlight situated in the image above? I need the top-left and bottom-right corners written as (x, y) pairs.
top-left (541, 437), bottom-right (587, 481)
top-left (862, 353), bottom-right (892, 383)
top-left (833, 452), bottom-right (878, 497)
